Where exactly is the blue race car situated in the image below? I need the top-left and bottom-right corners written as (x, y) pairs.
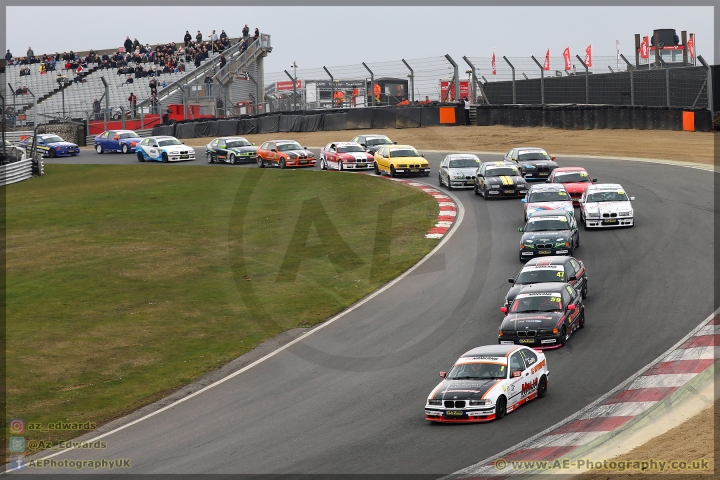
top-left (94, 130), bottom-right (141, 154)
top-left (19, 134), bottom-right (80, 158)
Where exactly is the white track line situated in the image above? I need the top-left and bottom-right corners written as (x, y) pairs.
top-left (5, 179), bottom-right (465, 474)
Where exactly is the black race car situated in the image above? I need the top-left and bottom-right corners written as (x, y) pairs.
top-left (499, 282), bottom-right (584, 349)
top-left (518, 210), bottom-right (579, 262)
top-left (503, 147), bottom-right (558, 180)
top-left (205, 137), bottom-right (257, 164)
top-left (474, 161), bottom-right (529, 199)
top-left (506, 256), bottom-right (588, 307)
top-left (349, 134), bottom-right (396, 154)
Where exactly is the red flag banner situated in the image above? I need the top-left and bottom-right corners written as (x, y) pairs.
top-left (687, 34), bottom-right (695, 58)
top-left (491, 52), bottom-right (496, 75)
top-left (562, 47), bottom-right (571, 70)
top-left (543, 49), bottom-right (550, 70)
top-left (640, 36), bottom-right (649, 59)
top-left (584, 44), bottom-right (593, 67)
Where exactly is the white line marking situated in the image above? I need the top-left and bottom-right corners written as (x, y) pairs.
top-left (662, 346), bottom-right (718, 362)
top-left (6, 179), bottom-right (465, 474)
top-left (577, 402), bottom-right (658, 420)
top-left (627, 373), bottom-right (699, 390)
top-left (527, 431), bottom-right (608, 448)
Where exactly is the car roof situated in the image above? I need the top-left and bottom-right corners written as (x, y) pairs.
top-left (554, 167), bottom-right (586, 172)
top-left (527, 215), bottom-right (569, 222)
top-left (526, 256), bottom-right (571, 267)
top-left (388, 144), bottom-right (415, 149)
top-left (363, 134), bottom-right (390, 139)
top-left (111, 130), bottom-right (137, 133)
top-left (220, 136), bottom-right (248, 141)
top-left (271, 140), bottom-right (300, 144)
top-left (516, 147), bottom-right (546, 152)
top-left (588, 183), bottom-right (624, 191)
top-left (460, 345), bottom-right (521, 359)
top-left (516, 282), bottom-right (569, 295)
top-left (149, 136), bottom-right (176, 140)
top-left (447, 154), bottom-right (479, 159)
top-left (528, 209), bottom-right (572, 218)
top-left (331, 142), bottom-right (361, 146)
top-left (529, 183), bottom-right (567, 192)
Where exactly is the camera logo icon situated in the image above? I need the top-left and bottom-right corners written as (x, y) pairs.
top-left (9, 418), bottom-right (25, 435)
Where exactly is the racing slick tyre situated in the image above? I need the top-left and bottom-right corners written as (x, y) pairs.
top-left (495, 396), bottom-right (507, 420)
top-left (137, 152), bottom-right (145, 162)
top-left (95, 144), bottom-right (103, 154)
top-left (582, 280), bottom-right (588, 299)
top-left (257, 157), bottom-right (265, 168)
top-left (559, 326), bottom-right (567, 346)
top-left (49, 148), bottom-right (56, 158)
top-left (474, 183), bottom-right (480, 196)
top-left (280, 159), bottom-right (286, 169)
top-left (537, 375), bottom-right (548, 398)
top-left (207, 153), bottom-right (214, 163)
top-left (374, 163), bottom-right (381, 175)
top-left (579, 308), bottom-right (585, 329)
top-left (439, 174), bottom-right (444, 187)
top-left (162, 152), bottom-right (169, 163)
top-left (229, 153), bottom-right (236, 165)
top-left (390, 165), bottom-right (397, 178)
top-left (339, 161), bottom-right (343, 171)
top-left (320, 158), bottom-right (327, 170)
top-left (482, 186), bottom-right (488, 200)
top-left (122, 144), bottom-right (129, 154)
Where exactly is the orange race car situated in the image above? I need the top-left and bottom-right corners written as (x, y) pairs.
top-left (256, 139), bottom-right (317, 169)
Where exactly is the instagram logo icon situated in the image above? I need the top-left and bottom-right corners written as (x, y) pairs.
top-left (9, 418), bottom-right (25, 435)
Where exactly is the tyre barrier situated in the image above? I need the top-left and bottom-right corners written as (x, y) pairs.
top-left (476, 104), bottom-right (711, 131)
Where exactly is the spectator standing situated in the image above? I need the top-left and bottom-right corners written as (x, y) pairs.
top-left (184, 30), bottom-right (192, 46)
top-left (149, 77), bottom-right (158, 95)
top-left (219, 54), bottom-right (226, 69)
top-left (27, 47), bottom-right (35, 62)
top-left (196, 30), bottom-right (203, 43)
top-left (133, 38), bottom-right (140, 50)
top-left (242, 25), bottom-right (249, 38)
top-left (128, 92), bottom-right (137, 117)
top-left (203, 74), bottom-right (213, 96)
top-left (462, 96), bottom-right (471, 125)
top-left (254, 28), bottom-right (259, 40)
top-left (150, 93), bottom-right (159, 114)
top-left (220, 29), bottom-right (227, 40)
top-left (5, 50), bottom-right (11, 61)
top-left (124, 36), bottom-right (133, 53)
top-left (211, 30), bottom-right (218, 42)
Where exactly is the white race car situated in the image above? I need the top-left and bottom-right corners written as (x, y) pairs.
top-left (580, 183), bottom-right (635, 229)
top-left (319, 142), bottom-right (375, 170)
top-left (425, 344), bottom-right (549, 423)
top-left (136, 136), bottom-right (195, 163)
top-left (439, 154), bottom-right (481, 189)
top-left (522, 183), bottom-right (574, 221)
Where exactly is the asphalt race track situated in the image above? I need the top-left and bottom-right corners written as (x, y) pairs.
top-left (24, 149), bottom-right (715, 475)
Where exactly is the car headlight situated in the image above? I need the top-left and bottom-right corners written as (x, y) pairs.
top-left (524, 164), bottom-right (535, 169)
top-left (586, 213), bottom-right (600, 218)
top-left (451, 175), bottom-right (464, 179)
top-left (619, 211), bottom-right (632, 216)
top-left (428, 399), bottom-right (441, 405)
top-left (470, 399), bottom-right (492, 406)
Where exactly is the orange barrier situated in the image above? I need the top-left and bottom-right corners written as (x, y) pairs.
top-left (439, 107), bottom-right (456, 124)
top-left (682, 111), bottom-right (694, 132)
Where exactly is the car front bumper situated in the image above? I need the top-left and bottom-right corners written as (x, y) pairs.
top-left (585, 216), bottom-right (633, 228)
top-left (342, 162), bottom-right (374, 170)
top-left (520, 247), bottom-right (571, 260)
top-left (499, 335), bottom-right (564, 349)
top-left (450, 178), bottom-right (476, 188)
top-left (395, 167), bottom-right (431, 175)
top-left (166, 153), bottom-right (195, 162)
top-left (285, 159), bottom-right (316, 167)
top-left (485, 187), bottom-right (528, 197)
top-left (425, 407), bottom-right (497, 423)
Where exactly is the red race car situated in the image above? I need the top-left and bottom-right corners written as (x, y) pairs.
top-left (319, 142), bottom-right (375, 171)
top-left (547, 167), bottom-right (597, 206)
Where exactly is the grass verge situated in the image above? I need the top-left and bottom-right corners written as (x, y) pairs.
top-left (6, 165), bottom-right (438, 446)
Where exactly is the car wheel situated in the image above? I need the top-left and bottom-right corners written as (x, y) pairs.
top-left (559, 326), bottom-right (567, 346)
top-left (582, 279), bottom-right (588, 299)
top-left (137, 152), bottom-right (145, 162)
top-left (474, 183), bottom-right (480, 196)
top-left (439, 174), bottom-right (443, 186)
top-left (374, 163), bottom-right (381, 175)
top-left (49, 148), bottom-right (56, 158)
top-left (447, 178), bottom-right (453, 190)
top-left (339, 161), bottom-right (343, 171)
top-left (320, 158), bottom-right (327, 170)
top-left (121, 144), bottom-right (129, 154)
top-left (537, 375), bottom-right (548, 398)
top-left (162, 152), bottom-right (168, 163)
top-left (95, 144), bottom-right (103, 154)
top-left (207, 153), bottom-right (213, 163)
top-left (229, 153), bottom-right (236, 165)
top-left (280, 159), bottom-right (286, 169)
top-left (257, 157), bottom-right (265, 168)
top-left (579, 308), bottom-right (586, 329)
top-left (482, 186), bottom-right (488, 200)
top-left (390, 165), bottom-right (397, 178)
top-left (576, 234), bottom-right (580, 248)
top-left (495, 396), bottom-right (507, 420)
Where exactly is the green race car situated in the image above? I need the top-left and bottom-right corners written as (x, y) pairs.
top-left (205, 137), bottom-right (258, 164)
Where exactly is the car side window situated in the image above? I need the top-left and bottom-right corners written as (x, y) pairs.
top-left (150, 140), bottom-right (158, 147)
top-left (211, 140), bottom-right (218, 148)
top-left (509, 352), bottom-right (525, 372)
top-left (141, 138), bottom-right (149, 146)
top-left (566, 285), bottom-right (578, 299)
top-left (520, 349), bottom-right (538, 368)
top-left (561, 289), bottom-right (571, 306)
top-left (564, 263), bottom-right (573, 279)
top-left (570, 259), bottom-right (581, 273)
top-left (101, 132), bottom-right (110, 138)
top-left (218, 140), bottom-right (225, 149)
top-left (351, 137), bottom-right (359, 143)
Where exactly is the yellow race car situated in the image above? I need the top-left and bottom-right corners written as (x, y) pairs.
top-left (373, 144), bottom-right (430, 177)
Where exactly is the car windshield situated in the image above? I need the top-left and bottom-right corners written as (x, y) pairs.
top-left (277, 142), bottom-right (303, 151)
top-left (586, 191), bottom-right (629, 202)
top-left (525, 218), bottom-right (569, 232)
top-left (226, 139), bottom-right (251, 148)
top-left (486, 167), bottom-right (519, 176)
top-left (446, 362), bottom-right (507, 380)
top-left (118, 132), bottom-right (138, 139)
top-left (528, 191), bottom-right (569, 202)
top-left (519, 151), bottom-right (550, 161)
top-left (511, 294), bottom-right (563, 313)
top-left (516, 269), bottom-right (565, 284)
top-left (448, 159), bottom-right (479, 168)
top-left (365, 137), bottom-right (392, 146)
top-left (338, 145), bottom-right (364, 153)
top-left (554, 172), bottom-right (590, 183)
top-left (158, 139), bottom-right (182, 147)
top-left (42, 136), bottom-right (64, 143)
top-left (389, 149), bottom-right (419, 158)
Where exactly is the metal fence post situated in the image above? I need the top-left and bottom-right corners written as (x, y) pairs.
top-left (531, 56), bottom-right (545, 104)
top-left (658, 56), bottom-right (670, 107)
top-left (462, 56), bottom-right (489, 105)
top-left (101, 76), bottom-right (109, 131)
top-left (362, 62), bottom-right (375, 106)
top-left (503, 56), bottom-right (516, 104)
top-left (576, 55), bottom-right (590, 104)
top-left (401, 59), bottom-right (414, 102)
top-left (323, 66), bottom-right (335, 107)
top-left (283, 69), bottom-right (297, 111)
top-left (619, 54), bottom-right (635, 106)
top-left (445, 54), bottom-right (460, 101)
top-left (697, 55), bottom-right (713, 113)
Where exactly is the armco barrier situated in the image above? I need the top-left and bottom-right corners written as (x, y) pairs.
top-left (0, 159), bottom-right (34, 186)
